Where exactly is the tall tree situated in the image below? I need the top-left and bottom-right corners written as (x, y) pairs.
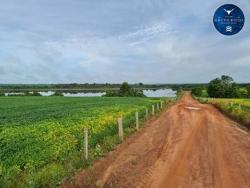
top-left (207, 75), bottom-right (235, 98)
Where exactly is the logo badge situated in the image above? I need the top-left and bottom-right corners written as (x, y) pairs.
top-left (213, 4), bottom-right (245, 35)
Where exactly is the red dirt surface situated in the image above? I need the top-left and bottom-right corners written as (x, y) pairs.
top-left (63, 92), bottom-right (250, 188)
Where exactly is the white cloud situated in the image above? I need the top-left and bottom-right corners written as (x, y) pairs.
top-left (0, 0), bottom-right (250, 83)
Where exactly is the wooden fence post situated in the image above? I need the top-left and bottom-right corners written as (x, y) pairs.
top-left (157, 103), bottom-right (160, 111)
top-left (135, 112), bottom-right (139, 130)
top-left (83, 127), bottom-right (88, 160)
top-left (165, 99), bottom-right (168, 105)
top-left (117, 117), bottom-right (124, 141)
top-left (145, 108), bottom-right (148, 120)
top-left (152, 105), bottom-right (155, 115)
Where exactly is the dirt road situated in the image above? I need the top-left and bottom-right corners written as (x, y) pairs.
top-left (64, 92), bottom-right (250, 188)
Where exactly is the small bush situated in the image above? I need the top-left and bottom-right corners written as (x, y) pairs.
top-left (51, 91), bottom-right (63, 96)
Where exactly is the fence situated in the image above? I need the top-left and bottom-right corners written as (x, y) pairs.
top-left (83, 99), bottom-right (170, 160)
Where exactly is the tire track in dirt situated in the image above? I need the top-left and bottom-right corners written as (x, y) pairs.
top-left (63, 92), bottom-right (250, 188)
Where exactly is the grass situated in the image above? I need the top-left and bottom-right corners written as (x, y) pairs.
top-left (198, 97), bottom-right (250, 130)
top-left (0, 96), bottom-right (172, 187)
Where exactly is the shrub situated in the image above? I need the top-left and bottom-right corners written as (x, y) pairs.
top-left (51, 91), bottom-right (63, 96)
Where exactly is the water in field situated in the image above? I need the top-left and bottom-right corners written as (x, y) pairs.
top-left (38, 91), bottom-right (106, 97)
top-left (3, 89), bottom-right (176, 97)
top-left (39, 91), bottom-right (55, 96)
top-left (63, 89), bottom-right (176, 97)
top-left (143, 89), bottom-right (176, 97)
top-left (5, 92), bottom-right (25, 96)
top-left (62, 89), bottom-right (176, 97)
top-left (63, 92), bottom-right (106, 97)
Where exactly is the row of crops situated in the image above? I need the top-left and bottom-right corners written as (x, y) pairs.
top-left (199, 97), bottom-right (250, 130)
top-left (0, 96), bottom-right (174, 187)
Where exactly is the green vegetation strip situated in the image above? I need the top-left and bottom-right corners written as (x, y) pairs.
top-left (0, 96), bottom-right (172, 187)
top-left (199, 98), bottom-right (250, 130)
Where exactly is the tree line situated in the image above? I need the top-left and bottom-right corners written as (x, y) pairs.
top-left (192, 75), bottom-right (250, 98)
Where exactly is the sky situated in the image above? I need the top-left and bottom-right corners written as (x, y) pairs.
top-left (0, 0), bottom-right (250, 84)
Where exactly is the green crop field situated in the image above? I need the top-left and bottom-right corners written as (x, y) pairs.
top-left (0, 96), bottom-right (171, 187)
